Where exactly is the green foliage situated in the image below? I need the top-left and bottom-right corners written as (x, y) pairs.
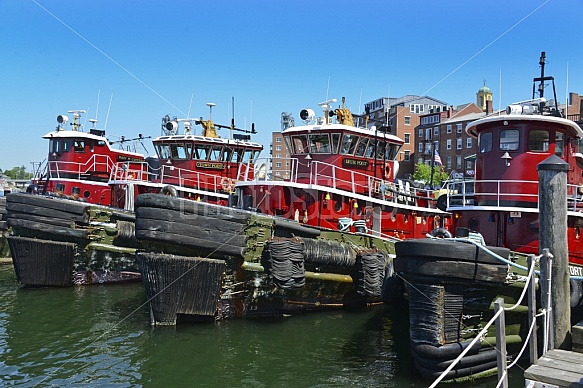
top-left (412, 162), bottom-right (448, 187)
top-left (3, 166), bottom-right (32, 180)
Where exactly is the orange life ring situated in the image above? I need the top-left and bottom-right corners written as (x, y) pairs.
top-left (221, 177), bottom-right (235, 192)
top-left (384, 162), bottom-right (392, 180)
top-left (127, 171), bottom-right (136, 180)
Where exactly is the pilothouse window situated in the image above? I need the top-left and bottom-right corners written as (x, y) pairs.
top-left (308, 134), bottom-right (331, 154)
top-left (354, 138), bottom-right (369, 157)
top-left (340, 134), bottom-right (359, 155)
top-left (209, 146), bottom-right (222, 161)
top-left (376, 141), bottom-right (387, 160)
top-left (194, 145), bottom-right (211, 160)
top-left (386, 143), bottom-right (400, 160)
top-left (157, 144), bottom-right (171, 160)
top-left (528, 130), bottom-right (549, 152)
top-left (331, 133), bottom-right (341, 154)
top-left (74, 140), bottom-right (85, 153)
top-left (500, 129), bottom-right (519, 151)
top-left (555, 132), bottom-right (564, 157)
top-left (480, 132), bottom-right (492, 153)
top-left (242, 149), bottom-right (259, 163)
top-left (291, 135), bottom-right (308, 154)
top-left (157, 143), bottom-right (190, 159)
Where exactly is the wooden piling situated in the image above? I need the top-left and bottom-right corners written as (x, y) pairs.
top-left (538, 155), bottom-right (571, 350)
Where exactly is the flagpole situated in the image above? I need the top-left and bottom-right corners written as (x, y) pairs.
top-left (430, 141), bottom-right (437, 188)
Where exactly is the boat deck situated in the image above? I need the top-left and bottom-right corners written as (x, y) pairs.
top-left (524, 349), bottom-right (583, 387)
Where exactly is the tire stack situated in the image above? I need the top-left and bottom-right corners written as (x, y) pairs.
top-left (407, 283), bottom-right (498, 380)
top-left (0, 196), bottom-right (9, 258)
top-left (135, 194), bottom-right (251, 258)
top-left (394, 239), bottom-right (510, 284)
top-left (6, 193), bottom-right (91, 286)
top-left (6, 193), bottom-right (91, 243)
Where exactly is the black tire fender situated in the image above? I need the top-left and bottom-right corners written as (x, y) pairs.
top-left (429, 227), bottom-right (452, 239)
top-left (159, 185), bottom-right (177, 197)
top-left (436, 194), bottom-right (447, 212)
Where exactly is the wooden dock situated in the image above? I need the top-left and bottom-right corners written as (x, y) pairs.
top-left (524, 349), bottom-right (583, 387)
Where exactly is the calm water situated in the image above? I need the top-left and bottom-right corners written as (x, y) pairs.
top-left (0, 263), bottom-right (527, 387)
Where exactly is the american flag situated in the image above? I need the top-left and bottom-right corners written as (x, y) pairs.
top-left (434, 150), bottom-right (443, 166)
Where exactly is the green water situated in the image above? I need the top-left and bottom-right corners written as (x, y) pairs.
top-left (0, 264), bottom-right (527, 387)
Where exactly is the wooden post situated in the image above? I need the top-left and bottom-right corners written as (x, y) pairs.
top-left (538, 155), bottom-right (571, 350)
top-left (494, 298), bottom-right (508, 388)
top-left (527, 254), bottom-right (538, 364)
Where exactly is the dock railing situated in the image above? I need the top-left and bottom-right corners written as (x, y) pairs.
top-left (427, 243), bottom-right (551, 388)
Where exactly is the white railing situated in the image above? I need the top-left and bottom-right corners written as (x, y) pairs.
top-left (110, 161), bottom-right (248, 194)
top-left (426, 241), bottom-right (548, 388)
top-left (444, 179), bottom-right (583, 212)
top-left (47, 154), bottom-right (114, 180)
top-left (243, 157), bottom-right (438, 209)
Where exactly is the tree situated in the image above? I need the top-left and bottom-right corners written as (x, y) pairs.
top-left (413, 162), bottom-right (449, 188)
top-left (3, 166), bottom-right (32, 180)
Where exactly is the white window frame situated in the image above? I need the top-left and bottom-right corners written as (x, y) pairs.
top-left (447, 125), bottom-right (452, 134)
top-left (466, 137), bottom-right (472, 148)
top-left (446, 139), bottom-right (452, 150)
top-left (457, 123), bottom-right (463, 133)
top-left (457, 138), bottom-right (462, 150)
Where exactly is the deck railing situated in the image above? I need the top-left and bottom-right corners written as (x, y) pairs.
top-left (243, 157), bottom-right (438, 208)
top-left (443, 179), bottom-right (583, 212)
top-left (47, 154), bottom-right (114, 180)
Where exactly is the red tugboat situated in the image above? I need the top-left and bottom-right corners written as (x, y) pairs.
top-left (134, 97), bottom-right (451, 325)
top-left (235, 97), bottom-right (449, 239)
top-left (393, 52), bottom-right (583, 382)
top-left (7, 105), bottom-right (262, 286)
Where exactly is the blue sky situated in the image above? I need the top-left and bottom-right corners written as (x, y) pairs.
top-left (1, 0), bottom-right (582, 171)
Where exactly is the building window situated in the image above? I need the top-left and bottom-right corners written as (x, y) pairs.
top-left (276, 137), bottom-right (282, 142)
top-left (457, 138), bottom-right (462, 150)
top-left (446, 139), bottom-right (452, 150)
top-left (447, 125), bottom-right (452, 134)
top-left (405, 116), bottom-right (411, 125)
top-left (275, 171), bottom-right (281, 176)
top-left (418, 157), bottom-right (424, 164)
top-left (457, 124), bottom-right (463, 133)
top-left (276, 154), bottom-right (281, 158)
top-left (456, 156), bottom-right (462, 169)
top-left (466, 137), bottom-right (472, 148)
top-left (418, 129), bottom-right (423, 138)
top-left (275, 145), bottom-right (282, 151)
top-left (275, 162), bottom-right (282, 167)
top-left (410, 104), bottom-right (424, 114)
top-left (434, 127), bottom-right (439, 136)
top-left (404, 133), bottom-right (411, 144)
top-left (425, 128), bottom-right (432, 140)
top-left (404, 150), bottom-right (410, 161)
top-left (418, 143), bottom-right (423, 152)
top-left (446, 156), bottom-right (452, 169)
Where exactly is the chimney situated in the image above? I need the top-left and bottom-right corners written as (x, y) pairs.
top-left (486, 99), bottom-right (493, 114)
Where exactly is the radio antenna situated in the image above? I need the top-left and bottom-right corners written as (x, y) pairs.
top-left (104, 94), bottom-right (113, 131)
